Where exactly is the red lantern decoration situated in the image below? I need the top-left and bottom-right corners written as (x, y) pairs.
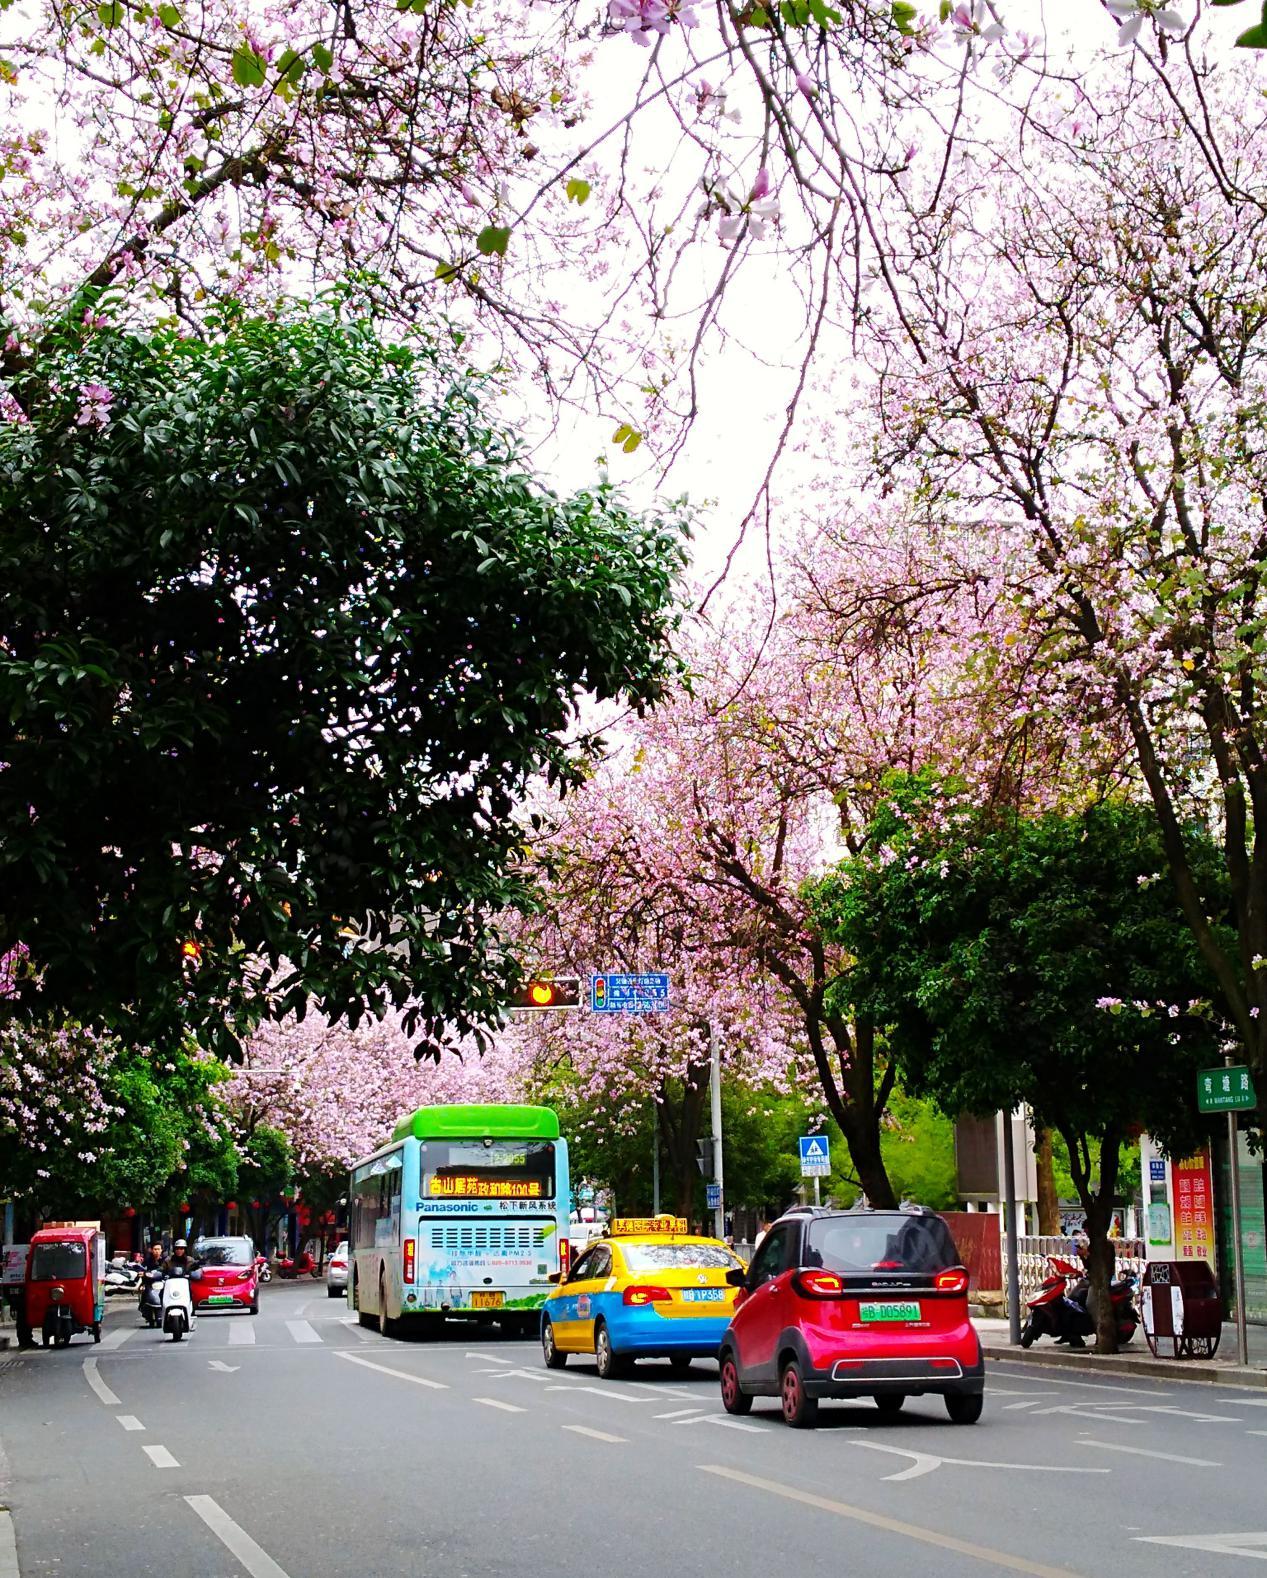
top-left (224, 1200), bottom-right (238, 1212)
top-left (178, 1202), bottom-right (190, 1213)
top-left (323, 1211), bottom-right (336, 1225)
top-left (123, 1206), bottom-right (136, 1218)
top-left (251, 1199), bottom-right (262, 1210)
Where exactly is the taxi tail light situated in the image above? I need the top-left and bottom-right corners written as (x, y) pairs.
top-left (793, 1270), bottom-right (846, 1298)
top-left (403, 1238), bottom-right (416, 1285)
top-left (934, 1268), bottom-right (970, 1295)
top-left (623, 1285), bottom-right (672, 1306)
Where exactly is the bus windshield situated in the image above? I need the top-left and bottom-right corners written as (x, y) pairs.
top-left (422, 1140), bottom-right (555, 1200)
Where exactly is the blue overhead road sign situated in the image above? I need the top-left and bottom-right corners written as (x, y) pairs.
top-left (799, 1135), bottom-right (831, 1177)
top-left (590, 972), bottom-right (670, 1013)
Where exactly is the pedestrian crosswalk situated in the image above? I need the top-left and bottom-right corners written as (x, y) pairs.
top-left (227, 1322), bottom-right (256, 1346)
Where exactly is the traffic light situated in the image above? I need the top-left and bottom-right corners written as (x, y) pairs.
top-left (507, 977), bottom-right (582, 1011)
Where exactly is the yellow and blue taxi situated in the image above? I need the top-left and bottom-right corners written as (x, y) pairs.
top-left (540, 1216), bottom-right (745, 1379)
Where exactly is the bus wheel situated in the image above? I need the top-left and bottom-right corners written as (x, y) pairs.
top-left (378, 1274), bottom-right (393, 1338)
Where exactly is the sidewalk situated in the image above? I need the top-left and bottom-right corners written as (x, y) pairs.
top-left (978, 1315), bottom-right (1267, 1388)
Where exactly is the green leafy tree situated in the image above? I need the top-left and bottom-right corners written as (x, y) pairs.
top-left (814, 779), bottom-right (1227, 1350)
top-left (0, 304), bottom-right (689, 1057)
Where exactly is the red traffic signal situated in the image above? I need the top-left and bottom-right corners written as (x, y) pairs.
top-left (508, 977), bottom-right (582, 1011)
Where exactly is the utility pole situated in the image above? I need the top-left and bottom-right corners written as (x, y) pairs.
top-left (710, 1022), bottom-right (724, 1240)
top-left (652, 1104), bottom-right (661, 1217)
top-left (1226, 1058), bottom-right (1250, 1367)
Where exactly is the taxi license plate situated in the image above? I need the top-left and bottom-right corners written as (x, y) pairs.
top-left (860, 1301), bottom-right (921, 1323)
top-left (470, 1292), bottom-right (504, 1309)
top-left (681, 1289), bottom-right (725, 1302)
top-left (207, 1295), bottom-right (235, 1306)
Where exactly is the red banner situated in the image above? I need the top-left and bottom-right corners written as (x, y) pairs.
top-left (1171, 1148), bottom-right (1215, 1264)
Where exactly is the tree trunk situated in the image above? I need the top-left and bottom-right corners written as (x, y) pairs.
top-left (1035, 1127), bottom-right (1060, 1235)
top-left (841, 1111), bottom-right (898, 1209)
top-left (1063, 1127), bottom-right (1121, 1353)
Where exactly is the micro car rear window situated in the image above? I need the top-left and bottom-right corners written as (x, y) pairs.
top-left (620, 1244), bottom-right (743, 1272)
top-left (194, 1238), bottom-right (254, 1267)
top-left (806, 1215), bottom-right (959, 1274)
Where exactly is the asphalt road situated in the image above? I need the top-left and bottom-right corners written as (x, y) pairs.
top-left (3, 1283), bottom-right (1267, 1577)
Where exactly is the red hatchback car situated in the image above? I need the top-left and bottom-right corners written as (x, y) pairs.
top-left (191, 1237), bottom-right (259, 1315)
top-left (719, 1206), bottom-right (983, 1427)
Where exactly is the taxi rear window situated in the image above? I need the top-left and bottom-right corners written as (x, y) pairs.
top-left (621, 1244), bottom-right (741, 1272)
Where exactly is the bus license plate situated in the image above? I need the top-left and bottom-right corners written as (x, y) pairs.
top-left (682, 1289), bottom-right (725, 1302)
top-left (860, 1301), bottom-right (921, 1323)
top-left (470, 1292), bottom-right (504, 1309)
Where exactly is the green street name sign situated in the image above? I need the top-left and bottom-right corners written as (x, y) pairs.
top-left (1197, 1065), bottom-right (1257, 1113)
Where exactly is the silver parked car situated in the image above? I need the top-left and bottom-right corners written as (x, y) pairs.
top-left (326, 1240), bottom-right (349, 1298)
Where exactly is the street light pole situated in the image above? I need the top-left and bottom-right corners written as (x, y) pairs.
top-left (1226, 1057), bottom-right (1250, 1366)
top-left (710, 1022), bottom-right (724, 1240)
top-left (652, 1104), bottom-right (661, 1217)
top-left (1002, 1109), bottom-right (1022, 1345)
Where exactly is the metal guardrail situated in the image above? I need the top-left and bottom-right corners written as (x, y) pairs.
top-left (1004, 1235), bottom-right (1146, 1309)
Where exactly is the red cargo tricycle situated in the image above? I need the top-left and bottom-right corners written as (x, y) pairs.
top-left (17, 1225), bottom-right (106, 1348)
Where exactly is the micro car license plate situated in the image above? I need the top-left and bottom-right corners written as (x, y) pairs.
top-left (681, 1289), bottom-right (725, 1302)
top-left (207, 1295), bottom-right (235, 1305)
top-left (470, 1291), bottom-right (505, 1309)
top-left (859, 1301), bottom-right (921, 1323)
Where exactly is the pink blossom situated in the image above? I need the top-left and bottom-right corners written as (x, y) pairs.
top-left (75, 381), bottom-right (113, 431)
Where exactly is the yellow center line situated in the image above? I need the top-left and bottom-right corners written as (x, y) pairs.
top-left (697, 1465), bottom-right (1084, 1578)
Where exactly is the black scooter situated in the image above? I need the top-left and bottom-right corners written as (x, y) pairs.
top-left (139, 1269), bottom-right (165, 1328)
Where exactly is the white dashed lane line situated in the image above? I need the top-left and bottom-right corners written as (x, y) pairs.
top-left (185, 1495), bottom-right (291, 1578)
top-left (116, 1415), bottom-right (145, 1432)
top-left (82, 1359), bottom-right (121, 1407)
top-left (563, 1425), bottom-right (626, 1444)
top-left (143, 1445), bottom-right (181, 1469)
top-left (473, 1397), bottom-right (526, 1413)
top-left (334, 1352), bottom-right (447, 1389)
top-left (1079, 1439), bottom-right (1220, 1467)
top-left (284, 1320), bottom-right (322, 1345)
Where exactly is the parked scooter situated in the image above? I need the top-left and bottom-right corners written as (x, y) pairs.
top-left (161, 1271), bottom-right (199, 1341)
top-left (104, 1261), bottom-right (141, 1297)
top-left (1021, 1256), bottom-right (1139, 1348)
top-left (255, 1256), bottom-right (272, 1284)
top-left (140, 1268), bottom-right (166, 1328)
top-left (274, 1251), bottom-right (319, 1280)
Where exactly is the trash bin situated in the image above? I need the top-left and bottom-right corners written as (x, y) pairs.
top-left (1141, 1260), bottom-right (1221, 1359)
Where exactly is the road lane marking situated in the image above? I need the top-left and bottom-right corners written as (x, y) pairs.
top-left (334, 1352), bottom-right (447, 1389)
top-left (1080, 1439), bottom-right (1219, 1467)
top-left (228, 1324), bottom-right (256, 1346)
top-left (564, 1425), bottom-right (626, 1443)
top-left (185, 1495), bottom-right (291, 1578)
top-left (98, 1325), bottom-right (135, 1350)
top-left (469, 1352), bottom-right (513, 1364)
top-left (0, 1511), bottom-right (18, 1578)
top-left (208, 1361), bottom-right (240, 1373)
top-left (473, 1397), bottom-right (526, 1413)
top-left (1135, 1532), bottom-right (1267, 1559)
top-left (116, 1415), bottom-right (145, 1431)
top-left (672, 1414), bottom-right (764, 1434)
top-left (544, 1385), bottom-right (648, 1403)
top-left (285, 1320), bottom-right (322, 1345)
top-left (1002, 1400), bottom-right (1053, 1411)
top-left (853, 1442), bottom-right (1109, 1480)
top-left (483, 1368), bottom-right (551, 1382)
top-left (991, 1371), bottom-right (1169, 1398)
top-left (143, 1445), bottom-right (180, 1469)
top-left (698, 1465), bottom-right (1085, 1578)
top-left (83, 1359), bottom-right (121, 1406)
top-left (656, 1407), bottom-right (705, 1419)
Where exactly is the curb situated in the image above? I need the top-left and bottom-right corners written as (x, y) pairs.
top-left (985, 1342), bottom-right (1267, 1389)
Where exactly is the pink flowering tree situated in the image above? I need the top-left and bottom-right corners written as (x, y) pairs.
top-left (847, 61), bottom-right (1267, 1090)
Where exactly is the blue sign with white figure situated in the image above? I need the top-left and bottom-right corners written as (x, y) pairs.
top-left (799, 1135), bottom-right (831, 1177)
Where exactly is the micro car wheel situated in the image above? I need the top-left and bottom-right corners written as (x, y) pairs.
top-left (542, 1318), bottom-right (568, 1370)
top-left (874, 1393), bottom-right (904, 1418)
top-left (945, 1392), bottom-right (984, 1425)
top-left (720, 1353), bottom-right (753, 1416)
top-left (594, 1322), bottom-right (630, 1380)
top-left (780, 1358), bottom-right (818, 1429)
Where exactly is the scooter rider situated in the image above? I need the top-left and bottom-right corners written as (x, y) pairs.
top-left (139, 1241), bottom-right (165, 1315)
top-left (164, 1239), bottom-right (200, 1279)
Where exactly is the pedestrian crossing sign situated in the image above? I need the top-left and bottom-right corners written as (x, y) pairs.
top-left (799, 1135), bottom-right (831, 1177)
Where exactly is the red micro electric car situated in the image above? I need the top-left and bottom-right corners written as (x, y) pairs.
top-left (191, 1236), bottom-right (259, 1314)
top-left (718, 1206), bottom-right (984, 1428)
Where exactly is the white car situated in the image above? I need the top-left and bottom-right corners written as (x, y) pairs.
top-left (326, 1240), bottom-right (349, 1298)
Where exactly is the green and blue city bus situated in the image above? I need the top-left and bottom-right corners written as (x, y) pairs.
top-left (348, 1104), bottom-right (570, 1336)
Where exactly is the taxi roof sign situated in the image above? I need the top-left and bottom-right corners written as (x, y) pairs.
top-left (609, 1215), bottom-right (690, 1237)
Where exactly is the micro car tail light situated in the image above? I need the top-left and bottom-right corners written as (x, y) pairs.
top-left (623, 1285), bottom-right (672, 1306)
top-left (793, 1270), bottom-right (845, 1298)
top-left (237, 1269), bottom-right (253, 1282)
top-left (934, 1268), bottom-right (969, 1295)
top-left (403, 1239), bottom-right (416, 1284)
